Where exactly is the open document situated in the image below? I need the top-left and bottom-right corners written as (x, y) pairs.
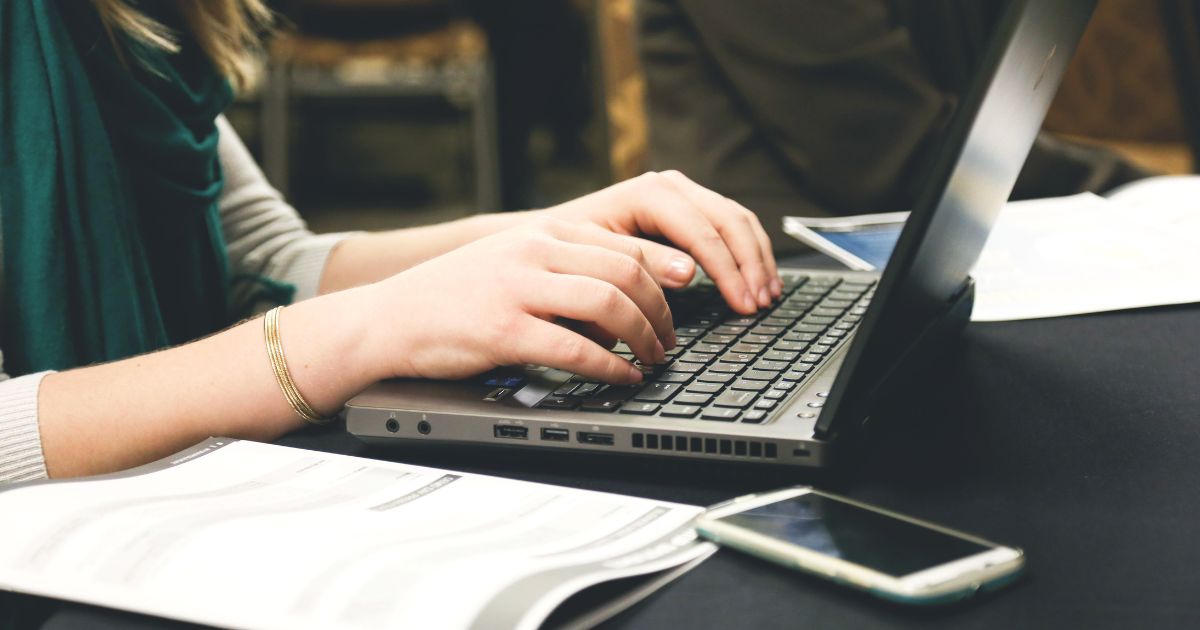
top-left (0, 440), bottom-right (714, 630)
top-left (785, 180), bottom-right (1200, 321)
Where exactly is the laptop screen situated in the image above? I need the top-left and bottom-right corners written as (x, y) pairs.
top-left (816, 0), bottom-right (1097, 439)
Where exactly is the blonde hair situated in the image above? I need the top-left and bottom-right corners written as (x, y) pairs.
top-left (92, 0), bottom-right (273, 90)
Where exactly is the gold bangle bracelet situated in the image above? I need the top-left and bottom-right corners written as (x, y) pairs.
top-left (263, 306), bottom-right (328, 425)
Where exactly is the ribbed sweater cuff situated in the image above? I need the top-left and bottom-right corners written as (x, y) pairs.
top-left (0, 371), bottom-right (51, 484)
top-left (278, 232), bottom-right (360, 302)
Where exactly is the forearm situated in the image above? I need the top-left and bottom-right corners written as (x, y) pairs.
top-left (37, 286), bottom-right (383, 478)
top-left (318, 211), bottom-right (538, 293)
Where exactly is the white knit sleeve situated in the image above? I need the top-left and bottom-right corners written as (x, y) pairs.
top-left (0, 364), bottom-right (52, 484)
top-left (216, 116), bottom-right (361, 315)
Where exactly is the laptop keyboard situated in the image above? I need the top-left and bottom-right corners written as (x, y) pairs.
top-left (536, 274), bottom-right (877, 424)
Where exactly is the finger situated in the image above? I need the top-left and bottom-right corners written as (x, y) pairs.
top-left (660, 170), bottom-right (775, 307)
top-left (569, 322), bottom-right (619, 350)
top-left (536, 219), bottom-right (695, 291)
top-left (512, 317), bottom-right (644, 384)
top-left (540, 239), bottom-right (675, 348)
top-left (628, 236), bottom-right (697, 289)
top-left (750, 213), bottom-right (783, 296)
top-left (614, 173), bottom-right (757, 314)
top-left (525, 272), bottom-right (666, 366)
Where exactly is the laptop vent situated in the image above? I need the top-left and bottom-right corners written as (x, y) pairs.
top-left (631, 433), bottom-right (778, 459)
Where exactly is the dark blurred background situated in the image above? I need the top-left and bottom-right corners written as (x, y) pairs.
top-left (225, 0), bottom-right (1200, 238)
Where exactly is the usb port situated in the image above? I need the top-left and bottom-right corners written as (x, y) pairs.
top-left (494, 425), bottom-right (528, 439)
top-left (577, 431), bottom-right (614, 446)
top-left (541, 428), bottom-right (570, 442)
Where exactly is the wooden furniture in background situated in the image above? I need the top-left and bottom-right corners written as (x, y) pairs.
top-left (261, 0), bottom-right (501, 211)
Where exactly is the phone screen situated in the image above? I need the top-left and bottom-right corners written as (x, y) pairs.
top-left (716, 492), bottom-right (992, 577)
top-left (810, 224), bottom-right (903, 270)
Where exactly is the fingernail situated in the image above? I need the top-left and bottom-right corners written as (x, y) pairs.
top-left (666, 256), bottom-right (694, 283)
top-left (743, 290), bottom-right (756, 312)
top-left (771, 278), bottom-right (783, 296)
top-left (627, 366), bottom-right (644, 383)
top-left (757, 287), bottom-right (770, 306)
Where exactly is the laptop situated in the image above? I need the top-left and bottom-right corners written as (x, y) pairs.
top-left (346, 0), bottom-right (1096, 467)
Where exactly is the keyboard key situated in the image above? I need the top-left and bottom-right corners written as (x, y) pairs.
top-left (772, 341), bottom-right (808, 352)
top-left (742, 369), bottom-right (779, 381)
top-left (813, 307), bottom-right (844, 318)
top-left (802, 316), bottom-right (836, 326)
top-left (808, 344), bottom-right (833, 355)
top-left (771, 308), bottom-right (805, 319)
top-left (762, 317), bottom-right (793, 327)
top-left (720, 351), bottom-right (757, 363)
top-left (701, 408), bottom-right (741, 422)
top-left (668, 361), bottom-right (705, 373)
top-left (655, 371), bottom-right (692, 384)
top-left (539, 396), bottom-right (580, 409)
top-left (801, 353), bottom-right (825, 363)
top-left (723, 317), bottom-right (759, 326)
top-left (749, 325), bottom-right (785, 336)
top-left (744, 410), bottom-right (768, 424)
top-left (753, 399), bottom-right (777, 410)
top-left (764, 389), bottom-right (789, 400)
top-left (709, 361), bottom-right (745, 373)
top-left (661, 404), bottom-right (701, 418)
top-left (552, 382), bottom-right (578, 396)
top-left (764, 350), bottom-right (799, 362)
top-left (730, 342), bottom-right (766, 354)
top-left (751, 359), bottom-right (788, 372)
top-left (573, 382), bottom-right (602, 397)
top-left (731, 379), bottom-right (769, 392)
top-left (822, 299), bottom-right (854, 308)
top-left (780, 369), bottom-right (811, 382)
top-left (712, 324), bottom-right (748, 335)
top-left (685, 382), bottom-right (723, 394)
top-left (713, 391), bottom-right (757, 409)
top-left (834, 321), bottom-right (856, 330)
top-left (697, 371), bottom-right (735, 384)
top-left (773, 380), bottom-right (795, 391)
top-left (819, 335), bottom-right (843, 346)
top-left (741, 334), bottom-right (776, 345)
top-left (633, 383), bottom-right (681, 402)
top-left (679, 351), bottom-right (716, 364)
top-left (620, 402), bottom-right (661, 415)
top-left (675, 393), bottom-right (712, 406)
top-left (783, 331), bottom-right (819, 342)
top-left (792, 324), bottom-right (826, 334)
top-left (675, 327), bottom-right (706, 337)
top-left (580, 399), bottom-right (621, 412)
top-left (702, 333), bottom-right (737, 345)
top-left (691, 343), bottom-right (726, 354)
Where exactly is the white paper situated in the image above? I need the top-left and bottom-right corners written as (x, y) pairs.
top-left (970, 190), bottom-right (1200, 321)
top-left (784, 179), bottom-right (1200, 321)
top-left (0, 440), bottom-right (714, 630)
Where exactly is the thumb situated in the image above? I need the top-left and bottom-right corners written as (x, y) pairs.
top-left (634, 237), bottom-right (696, 289)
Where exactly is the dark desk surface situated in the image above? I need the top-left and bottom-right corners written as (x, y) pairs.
top-left (10, 302), bottom-right (1200, 629)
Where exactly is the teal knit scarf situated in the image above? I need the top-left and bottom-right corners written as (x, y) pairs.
top-left (0, 1), bottom-right (232, 376)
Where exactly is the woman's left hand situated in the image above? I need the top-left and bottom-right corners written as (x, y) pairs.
top-left (541, 170), bottom-right (781, 314)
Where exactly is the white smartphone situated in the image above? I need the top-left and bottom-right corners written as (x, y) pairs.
top-left (695, 486), bottom-right (1024, 605)
top-left (782, 212), bottom-right (908, 271)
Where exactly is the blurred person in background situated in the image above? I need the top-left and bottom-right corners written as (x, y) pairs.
top-left (638, 0), bottom-right (1150, 252)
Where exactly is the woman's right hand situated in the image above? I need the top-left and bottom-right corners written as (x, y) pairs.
top-left (365, 217), bottom-right (678, 385)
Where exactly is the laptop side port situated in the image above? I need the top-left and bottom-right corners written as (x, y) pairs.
top-left (577, 431), bottom-right (614, 446)
top-left (494, 425), bottom-right (528, 439)
top-left (540, 428), bottom-right (570, 442)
